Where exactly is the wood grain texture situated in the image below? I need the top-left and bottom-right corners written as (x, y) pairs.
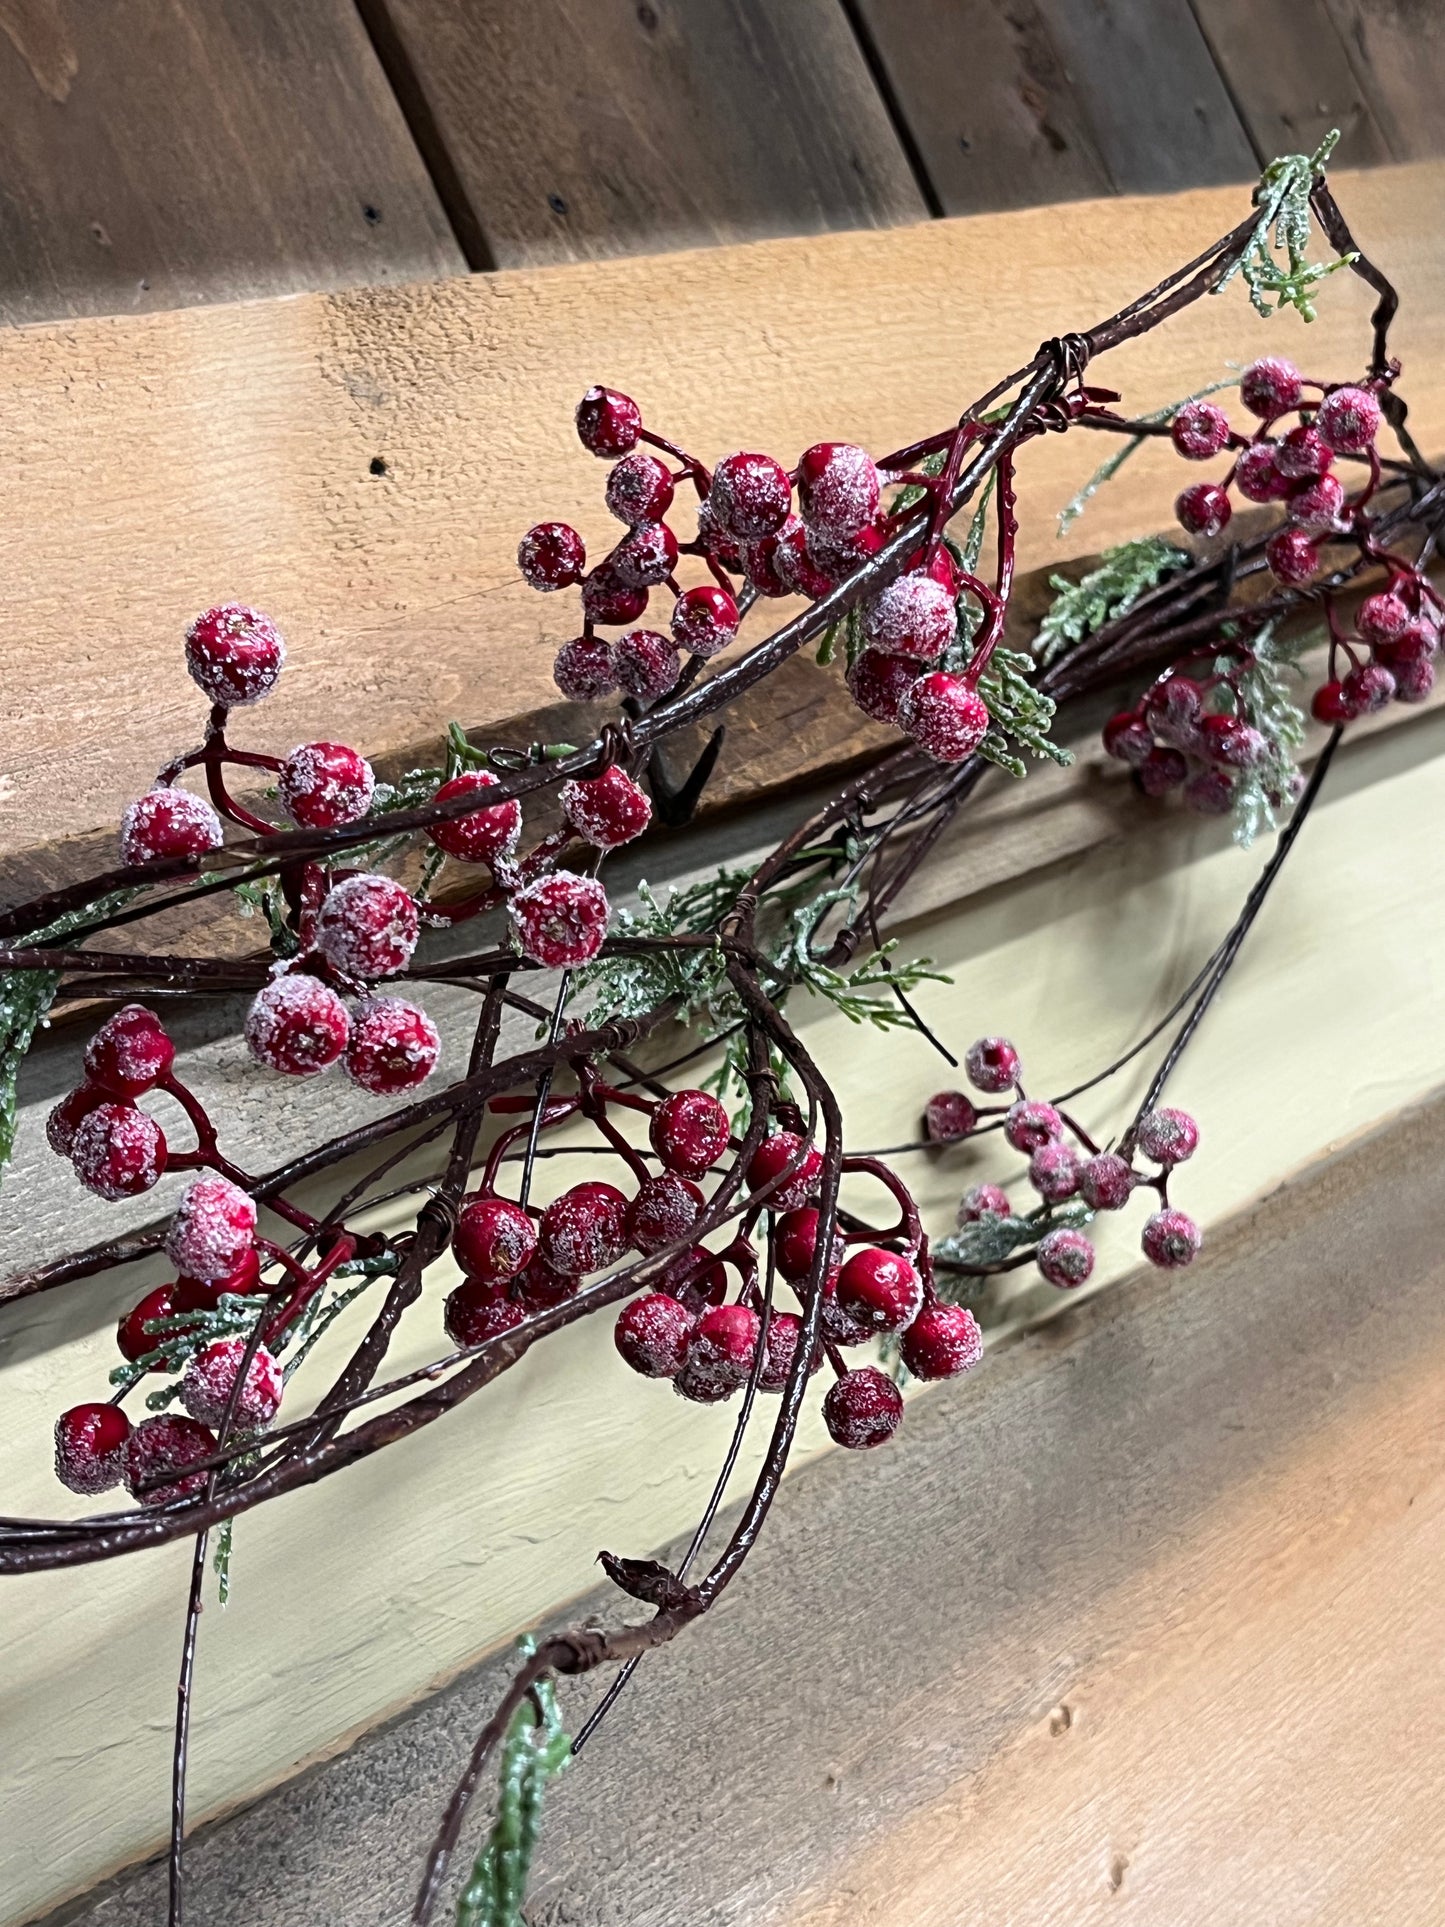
top-left (0, 0), bottom-right (464, 327)
top-left (3, 161), bottom-right (1443, 871)
top-left (1323, 0), bottom-right (1445, 162)
top-left (357, 0), bottom-right (926, 268)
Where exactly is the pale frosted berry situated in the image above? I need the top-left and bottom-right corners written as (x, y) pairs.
top-left (278, 742), bottom-right (375, 829)
top-left (46, 1083), bottom-right (108, 1158)
top-left (901, 1302), bottom-right (983, 1381)
top-left (747, 1131), bottom-right (822, 1210)
top-left (1393, 656), bottom-right (1436, 702)
top-left (553, 635), bottom-right (617, 701)
top-left (125, 1413), bottom-right (218, 1506)
top-left (174, 1248), bottom-right (262, 1313)
top-left (696, 499), bottom-right (746, 572)
top-left (685, 1302), bottom-right (762, 1393)
top-left (823, 1367), bottom-right (903, 1449)
top-left (958, 1181), bottom-right (1011, 1225)
top-left (454, 1195), bottom-right (536, 1283)
top-left (72, 1103), bottom-right (167, 1199)
top-left (1036, 1227), bottom-right (1095, 1289)
top-left (924, 1090), bottom-right (977, 1142)
top-left (864, 572), bottom-right (957, 660)
top-left (1234, 442), bottom-right (1292, 504)
top-left (772, 517), bottom-right (835, 600)
top-left (581, 560), bottom-right (648, 627)
top-left (1311, 679), bottom-right (1358, 725)
top-left (1315, 385), bottom-right (1381, 454)
top-left (742, 529), bottom-right (790, 598)
top-left (575, 386), bottom-right (640, 458)
top-left (445, 1281), bottom-right (526, 1349)
top-left (615, 1292), bottom-right (694, 1378)
top-left (1142, 1208), bottom-right (1201, 1268)
top-left (166, 1176), bottom-right (256, 1282)
top-left (822, 1291), bottom-right (875, 1350)
top-left (848, 649), bottom-right (916, 726)
top-left (315, 874), bottom-right (418, 979)
top-left (614, 628), bottom-right (680, 702)
top-left (510, 872), bottom-right (610, 967)
top-left (344, 996), bottom-right (440, 1095)
top-left (807, 519), bottom-right (883, 583)
top-left (758, 1310), bottom-right (821, 1392)
top-left (1136, 1106), bottom-right (1199, 1164)
top-left (899, 673), bottom-right (990, 762)
top-left (517, 520), bottom-right (586, 591)
top-left (1357, 592), bottom-right (1411, 647)
top-left (1139, 747), bottom-right (1189, 796)
top-left (85, 1004), bottom-right (175, 1098)
top-left (1004, 1099), bottom-right (1062, 1153)
top-left (1275, 424), bottom-right (1333, 479)
top-left (1102, 711), bottom-right (1154, 766)
top-left (181, 1337), bottom-right (283, 1430)
top-left (671, 584), bottom-right (739, 658)
top-left (1199, 714), bottom-right (1265, 768)
top-left (774, 1206), bottom-right (844, 1283)
top-left (964, 1036), bottom-right (1019, 1094)
top-left (117, 1285), bottom-right (183, 1365)
top-left (560, 765), bottom-right (652, 848)
top-left (428, 769), bottom-right (522, 865)
top-left (1376, 619), bottom-right (1438, 667)
top-left (1142, 676), bottom-right (1205, 748)
top-left (1079, 1152), bottom-right (1133, 1211)
top-left (1170, 400), bottom-right (1231, 460)
top-left (514, 1253), bottom-right (580, 1310)
top-left (708, 452), bottom-right (791, 540)
top-left (539, 1180), bottom-right (631, 1276)
top-left (1176, 482), bottom-right (1231, 537)
top-left (54, 1403), bottom-right (133, 1496)
top-left (1029, 1141), bottom-right (1079, 1202)
top-left (797, 442), bottom-right (880, 537)
top-left (1288, 472), bottom-right (1347, 534)
top-left (185, 605), bottom-right (285, 708)
top-left (1343, 661), bottom-right (1395, 713)
top-left (613, 520), bottom-right (679, 590)
top-left (119, 787), bottom-right (223, 866)
top-left (1240, 356), bottom-right (1303, 418)
top-left (835, 1247), bottom-right (923, 1335)
top-left (627, 1173), bottom-right (703, 1254)
top-left (605, 452), bottom-right (674, 527)
top-left (1185, 768), bottom-right (1236, 816)
top-left (651, 1089), bottom-right (730, 1178)
top-left (245, 974), bottom-right (350, 1076)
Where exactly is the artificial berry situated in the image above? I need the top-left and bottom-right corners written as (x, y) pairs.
top-left (181, 1337), bottom-right (284, 1430)
top-left (185, 605), bottom-right (285, 708)
top-left (1394, 656), bottom-right (1436, 703)
top-left (1142, 675), bottom-right (1205, 747)
top-left (54, 1402), bottom-right (133, 1496)
top-left (650, 1089), bottom-right (731, 1178)
top-left (758, 1310), bottom-right (821, 1392)
top-left (614, 628), bottom-right (681, 703)
top-left (807, 519), bottom-right (884, 583)
top-left (613, 520), bottom-right (679, 590)
top-left (822, 1292), bottom-right (875, 1350)
top-left (124, 1414), bottom-right (218, 1507)
top-left (901, 1302), bottom-right (983, 1381)
top-left (796, 442), bottom-right (880, 537)
top-left (899, 673), bottom-right (990, 763)
top-left (581, 560), bottom-right (648, 627)
top-left (1102, 710), bottom-right (1154, 767)
top-left (173, 1247), bottom-right (262, 1313)
top-left (428, 769), bottom-right (523, 865)
top-left (1036, 1227), bottom-right (1095, 1289)
top-left (747, 1131), bottom-right (822, 1210)
top-left (244, 974), bottom-right (350, 1076)
top-left (1175, 482), bottom-right (1231, 538)
top-left (575, 386), bottom-right (641, 458)
top-left (685, 1302), bottom-right (762, 1393)
top-left (848, 649), bottom-right (917, 727)
top-left (1315, 384), bottom-right (1381, 454)
top-left (517, 520), bottom-right (587, 591)
top-left (708, 452), bottom-right (792, 540)
top-left (509, 872), bottom-right (610, 967)
top-left (119, 787), bottom-right (223, 866)
top-left (1274, 424), bottom-right (1334, 479)
top-left (741, 530), bottom-right (790, 598)
top-left (1170, 400), bottom-right (1231, 460)
top-left (344, 996), bottom-right (440, 1095)
top-left (1287, 471), bottom-right (1347, 534)
top-left (1136, 1106), bottom-right (1199, 1164)
top-left (117, 1285), bottom-right (185, 1365)
top-left (454, 1195), bottom-right (537, 1283)
top-left (539, 1180), bottom-right (631, 1276)
top-left (1375, 619), bottom-right (1438, 667)
top-left (963, 1036), bottom-right (1019, 1094)
top-left (614, 1292), bottom-right (695, 1378)
top-left (958, 1181), bottom-right (1012, 1224)
top-left (1238, 358), bottom-right (1303, 420)
top-left (1310, 679), bottom-right (1358, 725)
top-left (46, 1083), bottom-right (109, 1158)
top-left (823, 1367), bottom-right (903, 1450)
top-left (314, 873), bottom-right (419, 979)
top-left (696, 500), bottom-right (746, 572)
top-left (671, 584), bottom-right (739, 658)
top-left (656, 1244), bottom-right (729, 1311)
top-left (1343, 661), bottom-right (1396, 713)
top-left (166, 1176), bottom-right (257, 1282)
top-left (1357, 592), bottom-right (1411, 647)
top-left (560, 765), bottom-right (652, 849)
top-left (1028, 1141), bottom-right (1079, 1202)
top-left (1141, 1209), bottom-right (1201, 1268)
top-left (1184, 768), bottom-right (1236, 816)
top-left (864, 572), bottom-right (957, 660)
top-left (924, 1090), bottom-right (978, 1142)
top-left (774, 1206), bottom-right (845, 1283)
top-left (514, 1253), bottom-right (580, 1310)
top-left (1199, 714), bottom-right (1265, 768)
top-left (279, 742), bottom-right (375, 830)
top-left (627, 1174), bottom-right (704, 1254)
top-left (444, 1281), bottom-right (527, 1349)
top-left (835, 1247), bottom-right (923, 1335)
top-left (1078, 1152), bottom-right (1133, 1211)
top-left (772, 517), bottom-right (836, 600)
top-left (1003, 1098), bottom-right (1063, 1153)
top-left (1138, 747), bottom-right (1189, 796)
top-left (84, 1004), bottom-right (175, 1098)
top-left (673, 1359), bottom-right (737, 1403)
top-left (605, 452), bottom-right (674, 527)
top-left (1234, 443), bottom-right (1292, 504)
top-left (71, 1103), bottom-right (167, 1199)
top-left (553, 635), bottom-right (618, 701)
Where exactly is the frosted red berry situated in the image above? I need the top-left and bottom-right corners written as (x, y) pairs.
top-left (1357, 592), bottom-right (1411, 647)
top-left (117, 1285), bottom-right (184, 1365)
top-left (807, 518), bottom-right (883, 584)
top-left (575, 386), bottom-right (641, 458)
top-left (747, 1131), bottom-right (822, 1210)
top-left (1393, 656), bottom-right (1436, 702)
top-left (899, 673), bottom-right (990, 763)
top-left (627, 1173), bottom-right (704, 1254)
top-left (454, 1195), bottom-right (537, 1284)
top-left (119, 787), bottom-right (223, 866)
top-left (181, 1337), bottom-right (284, 1430)
top-left (835, 1247), bottom-right (923, 1335)
top-left (315, 873), bottom-right (419, 979)
top-left (1036, 1227), bottom-right (1095, 1289)
top-left (125, 1413), bottom-right (218, 1507)
top-left (1141, 1208), bottom-right (1201, 1268)
top-left (613, 520), bottom-right (679, 589)
top-left (1184, 768), bottom-right (1235, 816)
top-left (696, 500), bottom-right (746, 572)
top-left (958, 1181), bottom-right (1012, 1224)
top-left (864, 572), bottom-right (957, 660)
top-left (963, 1036), bottom-right (1019, 1094)
top-left (1078, 1151), bottom-right (1134, 1211)
top-left (758, 1310), bottom-right (820, 1392)
top-left (742, 529), bottom-right (790, 598)
top-left (278, 742), bottom-right (375, 829)
top-left (72, 1103), bottom-right (167, 1199)
top-left (774, 1206), bottom-right (845, 1283)
top-left (84, 1004), bottom-right (175, 1098)
top-left (510, 872), bottom-right (610, 967)
top-left (445, 1281), bottom-right (527, 1349)
top-left (1234, 442), bottom-right (1292, 504)
top-left (1343, 661), bottom-right (1395, 713)
top-left (614, 628), bottom-right (680, 703)
top-left (673, 1359), bottom-right (738, 1404)
top-left (245, 974), bottom-right (351, 1076)
top-left (614, 1292), bottom-right (694, 1378)
top-left (1139, 747), bottom-right (1189, 796)
top-left (1315, 384), bottom-right (1381, 454)
top-left (797, 442), bottom-right (881, 537)
top-left (1311, 679), bottom-right (1358, 725)
top-left (173, 1247), bottom-right (262, 1313)
top-left (685, 1302), bottom-right (762, 1393)
top-left (650, 1089), bottom-right (731, 1178)
top-left (1004, 1098), bottom-right (1062, 1153)
top-left (1240, 357), bottom-right (1304, 419)
top-left (656, 1244), bottom-right (729, 1311)
top-left (344, 996), bottom-right (440, 1095)
top-left (924, 1090), bottom-right (978, 1142)
top-left (1275, 424), bottom-right (1334, 479)
top-left (1287, 471), bottom-right (1347, 534)
top-left (517, 520), bottom-right (586, 591)
top-left (539, 1180), bottom-right (631, 1276)
top-left (185, 605), bottom-right (285, 708)
top-left (1102, 710), bottom-right (1154, 766)
top-left (605, 452), bottom-right (674, 527)
top-left (428, 769), bottom-right (523, 865)
top-left (514, 1253), bottom-right (580, 1311)
top-left (581, 560), bottom-right (648, 627)
top-left (1142, 676), bottom-right (1204, 748)
top-left (1136, 1106), bottom-right (1199, 1164)
top-left (560, 765), bottom-right (652, 848)
top-left (54, 1402), bottom-right (133, 1496)
top-left (772, 517), bottom-right (836, 600)
top-left (1199, 714), bottom-right (1265, 768)
top-left (848, 649), bottom-right (917, 727)
top-left (553, 635), bottom-right (618, 701)
top-left (1175, 482), bottom-right (1231, 538)
top-left (166, 1176), bottom-right (257, 1282)
top-left (671, 584), bottom-right (739, 658)
top-left (1028, 1141), bottom-right (1079, 1202)
top-left (901, 1302), bottom-right (983, 1381)
top-left (823, 1367), bottom-right (903, 1450)
top-left (46, 1083), bottom-right (109, 1158)
top-left (708, 452), bottom-right (792, 540)
top-left (1170, 400), bottom-right (1231, 460)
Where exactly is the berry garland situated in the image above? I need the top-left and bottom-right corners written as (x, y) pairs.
top-left (0, 143), bottom-right (1441, 1926)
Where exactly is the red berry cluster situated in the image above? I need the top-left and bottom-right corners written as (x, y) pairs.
top-left (1101, 650), bottom-right (1288, 817)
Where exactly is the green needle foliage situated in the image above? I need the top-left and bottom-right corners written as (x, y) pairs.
top-left (1034, 535), bottom-right (1192, 668)
top-left (456, 1639), bottom-right (571, 1927)
top-left (933, 1196), bottom-right (1093, 1273)
top-left (1219, 130), bottom-right (1355, 321)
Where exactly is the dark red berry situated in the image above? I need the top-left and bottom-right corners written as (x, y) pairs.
top-left (84, 1004), bottom-right (175, 1098)
top-left (72, 1103), bottom-right (167, 1199)
top-left (1288, 471), bottom-right (1347, 534)
top-left (514, 1253), bottom-right (581, 1310)
top-left (1394, 656), bottom-right (1436, 703)
top-left (125, 1413), bottom-right (218, 1506)
top-left (1239, 357), bottom-right (1304, 419)
top-left (696, 499), bottom-right (746, 571)
top-left (1078, 1152), bottom-right (1134, 1211)
top-left (1175, 482), bottom-right (1231, 537)
top-left (445, 1280), bottom-right (526, 1349)
top-left (166, 1176), bottom-right (256, 1282)
top-left (924, 1090), bottom-right (978, 1142)
top-left (553, 635), bottom-right (618, 701)
top-left (655, 1244), bottom-right (729, 1311)
top-left (1004, 1099), bottom-right (1063, 1153)
top-left (46, 1083), bottom-right (109, 1158)
top-left (1199, 713), bottom-right (1265, 768)
top-left (517, 520), bottom-right (587, 591)
top-left (685, 1302), bottom-right (762, 1393)
top-left (671, 584), bottom-right (739, 658)
top-left (708, 452), bottom-right (791, 540)
top-left (1275, 424), bottom-right (1334, 479)
top-left (627, 1174), bottom-right (704, 1254)
top-left (650, 1089), bottom-right (731, 1178)
top-left (560, 765), bottom-right (652, 849)
top-left (581, 560), bottom-right (648, 627)
top-left (1234, 442), bottom-right (1292, 504)
top-left (613, 520), bottom-right (679, 590)
top-left (173, 1247), bottom-right (262, 1313)
top-left (958, 1181), bottom-right (1011, 1224)
top-left (848, 649), bottom-right (917, 727)
top-left (1138, 746), bottom-right (1189, 796)
top-left (119, 787), bottom-right (223, 866)
top-left (245, 975), bottom-right (350, 1076)
top-left (797, 442), bottom-right (880, 538)
top-left (963, 1036), bottom-right (1019, 1095)
top-left (1373, 620), bottom-right (1438, 668)
top-left (428, 770), bottom-right (523, 865)
top-left (117, 1285), bottom-right (185, 1365)
top-left (614, 1292), bottom-right (694, 1378)
top-left (1357, 592), bottom-right (1411, 647)
top-left (901, 1303), bottom-right (983, 1381)
top-left (899, 673), bottom-right (990, 763)
top-left (835, 1247), bottom-right (923, 1335)
top-left (575, 386), bottom-right (641, 458)
top-left (772, 517), bottom-right (836, 600)
top-left (539, 1180), bottom-right (631, 1276)
top-left (1102, 710), bottom-right (1154, 767)
top-left (54, 1402), bottom-right (133, 1495)
top-left (747, 1131), bottom-right (822, 1210)
top-left (278, 742), bottom-right (375, 829)
top-left (510, 872), bottom-right (610, 967)
top-left (1184, 768), bottom-right (1236, 816)
top-left (185, 605), bottom-right (285, 707)
top-left (1311, 679), bottom-right (1358, 725)
top-left (1028, 1141), bottom-right (1079, 1202)
top-left (1142, 676), bottom-right (1205, 748)
top-left (454, 1195), bottom-right (537, 1284)
top-left (605, 452), bottom-right (674, 527)
top-left (315, 873), bottom-right (419, 979)
top-left (742, 529), bottom-right (791, 598)
top-left (344, 996), bottom-right (440, 1095)
top-left (823, 1367), bottom-right (903, 1449)
top-left (806, 518), bottom-right (884, 584)
top-left (864, 572), bottom-right (957, 660)
top-left (1170, 400), bottom-right (1231, 460)
top-left (758, 1309), bottom-right (821, 1392)
top-left (774, 1206), bottom-right (844, 1283)
top-left (673, 1359), bottom-right (738, 1403)
top-left (1036, 1227), bottom-right (1095, 1289)
top-left (1141, 1209), bottom-right (1201, 1268)
top-left (1136, 1106), bottom-right (1199, 1164)
top-left (1315, 385), bottom-right (1381, 454)
top-left (181, 1337), bottom-right (283, 1429)
top-left (1343, 662), bottom-right (1396, 713)
top-left (614, 628), bottom-right (681, 702)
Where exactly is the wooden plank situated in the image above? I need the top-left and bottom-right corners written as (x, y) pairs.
top-left (0, 0), bottom-right (465, 327)
top-left (1188, 0), bottom-right (1395, 168)
top-left (1323, 0), bottom-right (1445, 162)
top-left (355, 0), bottom-right (927, 267)
top-left (2, 161), bottom-right (1443, 869)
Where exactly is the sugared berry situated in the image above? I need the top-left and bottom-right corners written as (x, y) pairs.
top-left (835, 1247), bottom-right (923, 1335)
top-left (1288, 472), bottom-right (1347, 534)
top-left (614, 628), bottom-right (681, 702)
top-left (774, 1206), bottom-right (845, 1283)
top-left (125, 1414), bottom-right (218, 1506)
top-left (72, 1103), bottom-right (167, 1199)
top-left (1394, 656), bottom-right (1436, 703)
top-left (278, 743), bottom-right (374, 829)
top-left (614, 1292), bottom-right (694, 1378)
top-left (517, 520), bottom-right (586, 591)
top-left (581, 560), bottom-right (648, 627)
top-left (899, 673), bottom-right (990, 762)
top-left (444, 1281), bottom-right (527, 1349)
top-left (742, 529), bottom-right (790, 598)
top-left (1028, 1141), bottom-right (1079, 1202)
top-left (1240, 357), bottom-right (1304, 418)
top-left (1078, 1152), bottom-right (1133, 1211)
top-left (514, 1253), bottom-right (580, 1310)
top-left (173, 1248), bottom-right (262, 1313)
top-left (650, 1089), bottom-right (730, 1178)
top-left (963, 1036), bottom-right (1019, 1094)
top-left (671, 584), bottom-right (739, 658)
top-left (245, 974), bottom-right (350, 1076)
top-left (958, 1181), bottom-right (1012, 1224)
top-left (54, 1402), bottom-right (133, 1496)
top-left (1315, 385), bottom-right (1381, 454)
top-left (1176, 482), bottom-right (1231, 537)
top-left (772, 517), bottom-right (836, 600)
top-left (344, 996), bottom-right (440, 1095)
top-left (1136, 1106), bottom-right (1199, 1164)
top-left (1004, 1099), bottom-right (1063, 1153)
top-left (758, 1310), bottom-right (820, 1392)
top-left (454, 1195), bottom-right (537, 1284)
top-left (1142, 676), bottom-right (1205, 748)
top-left (605, 452), bottom-right (674, 527)
top-left (924, 1090), bottom-right (978, 1142)
top-left (685, 1302), bottom-right (762, 1393)
top-left (1036, 1227), bottom-right (1095, 1289)
top-left (807, 519), bottom-right (883, 583)
top-left (1170, 400), bottom-right (1231, 460)
top-left (315, 874), bottom-right (418, 979)
top-left (1138, 746), bottom-right (1189, 796)
top-left (864, 572), bottom-right (957, 660)
top-left (797, 442), bottom-right (880, 537)
top-left (1234, 443), bottom-right (1292, 504)
top-left (46, 1083), bottom-right (108, 1158)
top-left (901, 1302), bottom-right (983, 1381)
top-left (708, 452), bottom-right (792, 540)
top-left (553, 635), bottom-right (617, 701)
top-left (510, 872), bottom-right (610, 967)
top-left (181, 1337), bottom-right (283, 1430)
top-left (1357, 592), bottom-right (1411, 647)
top-left (428, 770), bottom-right (523, 865)
top-left (1184, 768), bottom-right (1236, 816)
top-left (1343, 661), bottom-right (1395, 713)
top-left (613, 520), bottom-right (679, 589)
top-left (85, 1004), bottom-right (174, 1098)
top-left (539, 1180), bottom-right (631, 1276)
top-left (119, 787), bottom-right (223, 866)
top-left (848, 649), bottom-right (917, 726)
top-left (627, 1174), bottom-right (703, 1254)
top-left (560, 765), bottom-right (652, 848)
top-left (185, 605), bottom-right (285, 708)
top-left (1102, 710), bottom-right (1154, 766)
top-left (576, 386), bottom-right (641, 458)
top-left (823, 1367), bottom-right (903, 1449)
top-left (747, 1131), bottom-right (822, 1210)
top-left (1199, 714), bottom-right (1265, 768)
top-left (1141, 1209), bottom-right (1201, 1268)
top-left (1275, 424), bottom-right (1334, 479)
top-left (166, 1176), bottom-right (256, 1282)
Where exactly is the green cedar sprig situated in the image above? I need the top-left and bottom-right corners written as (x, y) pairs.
top-left (1034, 535), bottom-right (1192, 667)
top-left (456, 1638), bottom-right (570, 1927)
top-left (1218, 130), bottom-right (1355, 322)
